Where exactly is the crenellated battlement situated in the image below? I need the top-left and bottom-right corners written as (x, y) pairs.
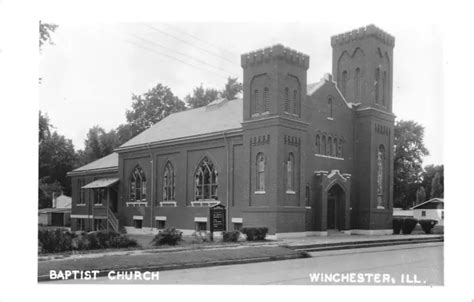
top-left (241, 44), bottom-right (310, 69)
top-left (331, 24), bottom-right (395, 48)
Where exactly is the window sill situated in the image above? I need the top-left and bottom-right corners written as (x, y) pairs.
top-left (286, 190), bottom-right (296, 195)
top-left (327, 117), bottom-right (334, 120)
top-left (254, 191), bottom-right (266, 195)
top-left (76, 204), bottom-right (86, 207)
top-left (159, 201), bottom-right (177, 207)
top-left (190, 200), bottom-right (220, 207)
top-left (284, 112), bottom-right (300, 118)
top-left (251, 112), bottom-right (270, 117)
top-left (314, 154), bottom-right (344, 160)
top-left (126, 202), bottom-right (148, 207)
top-left (94, 204), bottom-right (103, 207)
top-left (305, 206), bottom-right (311, 209)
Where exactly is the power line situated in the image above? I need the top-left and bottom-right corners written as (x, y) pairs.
top-left (124, 30), bottom-right (238, 77)
top-left (145, 24), bottom-right (239, 66)
top-left (163, 23), bottom-right (240, 58)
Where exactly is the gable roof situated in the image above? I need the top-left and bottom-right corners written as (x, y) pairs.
top-left (68, 152), bottom-right (119, 174)
top-left (411, 198), bottom-right (444, 210)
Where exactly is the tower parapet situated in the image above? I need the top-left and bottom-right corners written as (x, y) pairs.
top-left (241, 44), bottom-right (310, 70)
top-left (331, 24), bottom-right (395, 48)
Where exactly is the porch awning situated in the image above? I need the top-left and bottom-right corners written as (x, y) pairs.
top-left (82, 178), bottom-right (119, 189)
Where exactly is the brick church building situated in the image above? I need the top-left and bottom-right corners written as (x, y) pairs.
top-left (67, 24), bottom-right (396, 237)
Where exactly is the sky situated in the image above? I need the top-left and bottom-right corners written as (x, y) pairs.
top-left (39, 22), bottom-right (444, 165)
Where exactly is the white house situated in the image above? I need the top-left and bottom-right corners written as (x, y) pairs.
top-left (38, 193), bottom-right (72, 227)
top-left (411, 198), bottom-right (444, 226)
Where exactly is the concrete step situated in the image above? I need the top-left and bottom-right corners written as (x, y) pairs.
top-left (290, 236), bottom-right (443, 252)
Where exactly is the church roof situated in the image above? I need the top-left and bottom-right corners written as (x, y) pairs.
top-left (71, 81), bottom-right (328, 172)
top-left (119, 98), bottom-right (244, 149)
top-left (69, 152), bottom-right (118, 174)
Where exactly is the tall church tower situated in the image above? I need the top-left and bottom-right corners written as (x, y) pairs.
top-left (331, 25), bottom-right (396, 232)
top-left (240, 44), bottom-right (310, 235)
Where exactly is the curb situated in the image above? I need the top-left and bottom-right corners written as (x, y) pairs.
top-left (37, 252), bottom-right (307, 282)
top-left (289, 236), bottom-right (443, 252)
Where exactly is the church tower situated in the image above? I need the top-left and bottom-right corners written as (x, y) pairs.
top-left (331, 25), bottom-right (396, 232)
top-left (240, 45), bottom-right (310, 235)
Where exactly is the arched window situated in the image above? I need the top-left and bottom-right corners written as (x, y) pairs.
top-left (382, 71), bottom-right (387, 106)
top-left (194, 157), bottom-right (218, 201)
top-left (315, 134), bottom-right (321, 154)
top-left (327, 97), bottom-right (333, 118)
top-left (333, 138), bottom-right (338, 157)
top-left (328, 137), bottom-right (333, 156)
top-left (377, 144), bottom-right (385, 208)
top-left (375, 67), bottom-right (380, 103)
top-left (286, 153), bottom-right (295, 192)
top-left (163, 162), bottom-right (175, 201)
top-left (354, 68), bottom-right (361, 102)
top-left (263, 87), bottom-right (269, 112)
top-left (284, 87), bottom-right (290, 113)
top-left (130, 166), bottom-right (147, 202)
top-left (341, 70), bottom-right (348, 95)
top-left (322, 135), bottom-right (327, 156)
top-left (256, 153), bottom-right (265, 192)
top-left (293, 89), bottom-right (298, 115)
top-left (253, 89), bottom-right (260, 113)
top-left (337, 139), bottom-right (343, 157)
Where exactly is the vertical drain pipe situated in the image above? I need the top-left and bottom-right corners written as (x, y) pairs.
top-left (146, 143), bottom-right (154, 232)
top-left (223, 131), bottom-right (230, 231)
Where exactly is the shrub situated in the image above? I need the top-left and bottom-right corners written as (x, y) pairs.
top-left (419, 219), bottom-right (438, 234)
top-left (38, 229), bottom-right (76, 253)
top-left (392, 217), bottom-right (404, 234)
top-left (39, 229), bottom-right (138, 253)
top-left (152, 228), bottom-right (183, 246)
top-left (222, 230), bottom-right (240, 242)
top-left (241, 227), bottom-right (268, 241)
top-left (401, 218), bottom-right (418, 234)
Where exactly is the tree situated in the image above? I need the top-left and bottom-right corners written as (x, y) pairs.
top-left (431, 171), bottom-right (444, 198)
top-left (80, 126), bottom-right (120, 164)
top-left (393, 120), bottom-right (430, 209)
top-left (39, 131), bottom-right (77, 200)
top-left (415, 186), bottom-right (426, 205)
top-left (38, 179), bottom-right (63, 209)
top-left (39, 21), bottom-right (58, 50)
top-left (39, 111), bottom-right (51, 143)
top-left (220, 77), bottom-right (243, 100)
top-left (421, 164), bottom-right (444, 200)
top-left (185, 84), bottom-right (219, 108)
top-left (126, 83), bottom-right (186, 133)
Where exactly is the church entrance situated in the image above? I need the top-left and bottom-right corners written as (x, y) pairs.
top-left (327, 184), bottom-right (345, 230)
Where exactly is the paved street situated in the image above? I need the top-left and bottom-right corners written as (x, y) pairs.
top-left (50, 242), bottom-right (443, 285)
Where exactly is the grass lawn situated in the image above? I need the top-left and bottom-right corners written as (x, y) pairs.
top-left (38, 245), bottom-right (305, 278)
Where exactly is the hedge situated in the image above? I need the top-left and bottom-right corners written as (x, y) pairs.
top-left (241, 227), bottom-right (268, 241)
top-left (152, 228), bottom-right (183, 246)
top-left (419, 219), bottom-right (438, 234)
top-left (392, 217), bottom-right (404, 234)
top-left (222, 230), bottom-right (240, 242)
top-left (401, 218), bottom-right (418, 234)
top-left (38, 229), bottom-right (138, 254)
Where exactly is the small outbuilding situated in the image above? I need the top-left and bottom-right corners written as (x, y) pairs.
top-left (411, 198), bottom-right (444, 226)
top-left (38, 193), bottom-right (72, 227)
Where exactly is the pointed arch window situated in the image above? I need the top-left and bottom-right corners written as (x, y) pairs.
top-left (337, 139), bottom-right (343, 158)
top-left (322, 135), bottom-right (327, 156)
top-left (354, 68), bottom-right (361, 102)
top-left (376, 144), bottom-right (386, 208)
top-left (284, 87), bottom-right (290, 113)
top-left (263, 87), bottom-right (269, 112)
top-left (328, 137), bottom-right (333, 156)
top-left (333, 138), bottom-right (338, 157)
top-left (293, 89), bottom-right (298, 115)
top-left (375, 67), bottom-right (380, 103)
top-left (382, 71), bottom-right (387, 106)
top-left (256, 153), bottom-right (265, 192)
top-left (327, 97), bottom-right (333, 118)
top-left (163, 162), bottom-right (175, 201)
top-left (340, 70), bottom-right (348, 95)
top-left (253, 89), bottom-right (260, 113)
top-left (130, 166), bottom-right (147, 203)
top-left (315, 134), bottom-right (321, 154)
top-left (194, 157), bottom-right (218, 201)
top-left (286, 153), bottom-right (295, 192)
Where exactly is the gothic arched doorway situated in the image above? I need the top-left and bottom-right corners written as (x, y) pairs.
top-left (327, 183), bottom-right (345, 230)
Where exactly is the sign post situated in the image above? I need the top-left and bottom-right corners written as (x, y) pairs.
top-left (210, 204), bottom-right (226, 241)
